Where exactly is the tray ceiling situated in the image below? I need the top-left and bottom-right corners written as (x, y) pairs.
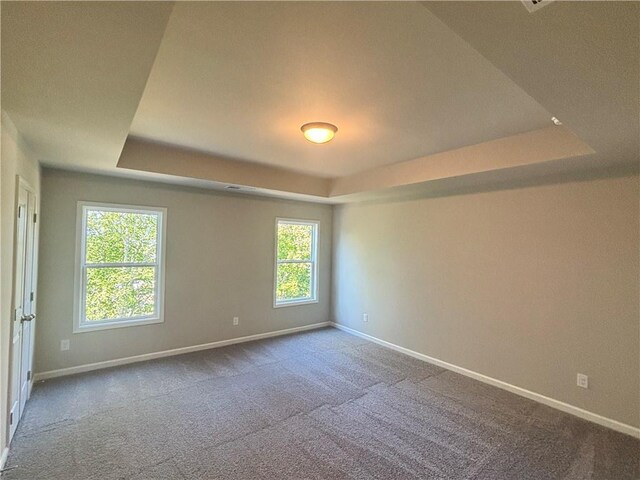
top-left (2, 1), bottom-right (636, 202)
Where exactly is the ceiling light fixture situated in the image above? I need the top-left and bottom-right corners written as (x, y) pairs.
top-left (301, 122), bottom-right (337, 144)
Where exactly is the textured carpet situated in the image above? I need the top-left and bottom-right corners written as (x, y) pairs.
top-left (2, 327), bottom-right (638, 479)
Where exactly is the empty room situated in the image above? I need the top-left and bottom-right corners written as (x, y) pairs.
top-left (1, 1), bottom-right (638, 479)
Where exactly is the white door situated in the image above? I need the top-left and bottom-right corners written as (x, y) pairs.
top-left (9, 180), bottom-right (37, 441)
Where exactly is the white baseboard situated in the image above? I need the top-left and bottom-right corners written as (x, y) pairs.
top-left (0, 447), bottom-right (8, 471)
top-left (331, 322), bottom-right (640, 439)
top-left (34, 322), bottom-right (330, 382)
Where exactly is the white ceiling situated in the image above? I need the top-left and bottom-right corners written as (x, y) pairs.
top-left (423, 1), bottom-right (639, 170)
top-left (1, 1), bottom-right (637, 202)
top-left (130, 2), bottom-right (551, 177)
top-left (1, 1), bottom-right (173, 172)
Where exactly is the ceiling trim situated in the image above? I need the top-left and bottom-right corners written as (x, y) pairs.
top-left (118, 125), bottom-right (594, 201)
top-left (118, 137), bottom-right (331, 197)
top-left (330, 125), bottom-right (594, 197)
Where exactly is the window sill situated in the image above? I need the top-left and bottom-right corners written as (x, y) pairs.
top-left (73, 316), bottom-right (164, 334)
top-left (273, 299), bottom-right (319, 309)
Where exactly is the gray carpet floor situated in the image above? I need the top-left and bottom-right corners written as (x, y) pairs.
top-left (2, 327), bottom-right (638, 479)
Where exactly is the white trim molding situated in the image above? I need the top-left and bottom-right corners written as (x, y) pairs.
top-left (34, 322), bottom-right (330, 381)
top-left (331, 322), bottom-right (640, 439)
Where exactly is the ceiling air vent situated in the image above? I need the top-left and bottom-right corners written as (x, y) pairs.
top-left (521, 0), bottom-right (555, 13)
top-left (224, 184), bottom-right (256, 192)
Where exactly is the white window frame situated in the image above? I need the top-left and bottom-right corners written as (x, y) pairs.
top-left (274, 218), bottom-right (319, 308)
top-left (73, 201), bottom-right (167, 333)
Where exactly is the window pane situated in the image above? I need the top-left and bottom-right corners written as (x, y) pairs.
top-left (277, 223), bottom-right (313, 261)
top-left (86, 210), bottom-right (158, 264)
top-left (277, 263), bottom-right (312, 301)
top-left (85, 266), bottom-right (156, 321)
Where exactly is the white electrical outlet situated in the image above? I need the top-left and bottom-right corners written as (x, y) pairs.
top-left (577, 373), bottom-right (589, 389)
top-left (233, 316), bottom-right (239, 326)
top-left (60, 339), bottom-right (70, 351)
top-left (363, 313), bottom-right (369, 323)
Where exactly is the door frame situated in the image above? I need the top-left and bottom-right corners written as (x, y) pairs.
top-left (7, 175), bottom-right (38, 442)
top-left (21, 177), bottom-right (38, 403)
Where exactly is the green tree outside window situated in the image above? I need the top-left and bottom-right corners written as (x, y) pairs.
top-left (276, 220), bottom-right (318, 305)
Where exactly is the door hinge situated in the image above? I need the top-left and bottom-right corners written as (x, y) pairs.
top-left (33, 212), bottom-right (37, 223)
top-left (30, 291), bottom-right (34, 302)
top-left (10, 412), bottom-right (13, 425)
top-left (17, 206), bottom-right (22, 218)
top-left (27, 371), bottom-right (31, 381)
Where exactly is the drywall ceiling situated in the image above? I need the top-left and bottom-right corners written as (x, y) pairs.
top-left (129, 2), bottom-right (551, 178)
top-left (423, 1), bottom-right (639, 170)
top-left (1, 1), bottom-right (174, 173)
top-left (1, 1), bottom-right (636, 203)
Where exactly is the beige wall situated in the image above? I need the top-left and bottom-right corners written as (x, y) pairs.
top-left (0, 112), bottom-right (41, 457)
top-left (332, 173), bottom-right (639, 428)
top-left (18, 161), bottom-right (640, 432)
top-left (35, 169), bottom-right (332, 374)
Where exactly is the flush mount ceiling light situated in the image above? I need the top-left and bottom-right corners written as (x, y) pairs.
top-left (301, 122), bottom-right (338, 144)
